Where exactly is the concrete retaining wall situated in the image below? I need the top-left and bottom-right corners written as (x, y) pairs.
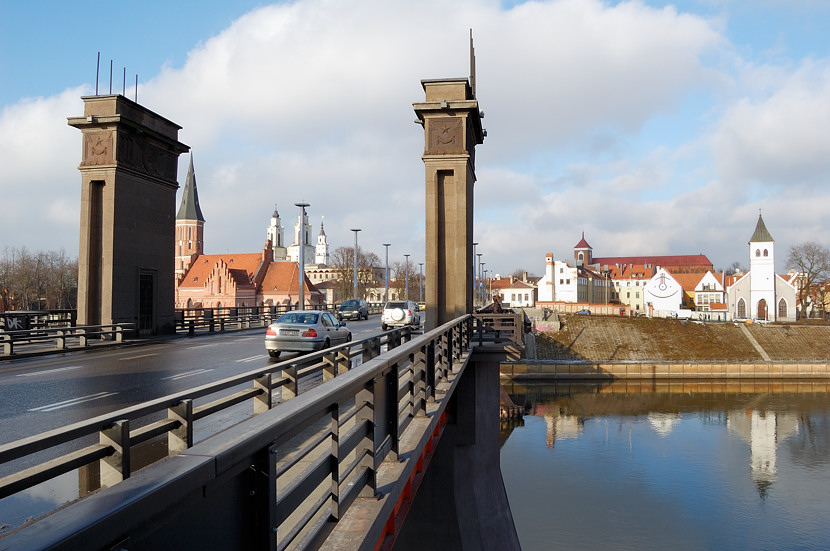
top-left (502, 361), bottom-right (830, 379)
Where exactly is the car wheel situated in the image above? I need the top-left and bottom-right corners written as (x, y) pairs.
top-left (381, 323), bottom-right (388, 331)
top-left (324, 338), bottom-right (331, 349)
top-left (268, 350), bottom-right (281, 359)
top-left (363, 312), bottom-right (368, 320)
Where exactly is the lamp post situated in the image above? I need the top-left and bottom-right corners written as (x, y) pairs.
top-left (404, 254), bottom-right (410, 301)
top-left (472, 242), bottom-right (478, 306)
top-left (483, 267), bottom-right (488, 303)
top-left (294, 202), bottom-right (309, 309)
top-left (419, 262), bottom-right (424, 303)
top-left (476, 253), bottom-right (483, 306)
top-left (383, 243), bottom-right (391, 303)
top-left (350, 229), bottom-right (361, 299)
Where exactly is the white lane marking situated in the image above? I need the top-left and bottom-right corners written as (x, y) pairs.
top-left (185, 343), bottom-right (219, 349)
top-left (233, 337), bottom-right (257, 342)
top-left (236, 355), bottom-right (266, 363)
top-left (119, 353), bottom-right (158, 361)
top-left (29, 391), bottom-right (118, 412)
top-left (161, 369), bottom-right (213, 381)
top-left (17, 366), bottom-right (82, 377)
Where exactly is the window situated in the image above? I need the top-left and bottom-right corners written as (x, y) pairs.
top-left (763, 249), bottom-right (769, 257)
top-left (737, 298), bottom-right (746, 318)
top-left (626, 292), bottom-right (630, 298)
top-left (755, 249), bottom-right (760, 257)
top-left (566, 279), bottom-right (570, 285)
top-left (636, 292), bottom-right (640, 298)
top-left (778, 298), bottom-right (787, 318)
top-left (559, 279), bottom-right (564, 284)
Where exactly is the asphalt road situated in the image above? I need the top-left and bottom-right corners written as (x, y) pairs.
top-left (0, 316), bottom-right (386, 446)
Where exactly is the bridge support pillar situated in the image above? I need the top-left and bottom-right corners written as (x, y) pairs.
top-left (395, 352), bottom-right (521, 550)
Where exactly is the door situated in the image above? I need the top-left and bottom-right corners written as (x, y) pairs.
top-left (139, 271), bottom-right (155, 336)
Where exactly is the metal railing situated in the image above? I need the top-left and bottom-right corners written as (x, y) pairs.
top-left (0, 323), bottom-right (132, 356)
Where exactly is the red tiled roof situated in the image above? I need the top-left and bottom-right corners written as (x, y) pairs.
top-left (260, 262), bottom-right (321, 296)
top-left (593, 254), bottom-right (712, 271)
top-left (490, 279), bottom-right (535, 290)
top-left (605, 264), bottom-right (655, 279)
top-left (574, 232), bottom-right (591, 249)
top-left (671, 272), bottom-right (706, 291)
top-left (179, 253), bottom-right (263, 288)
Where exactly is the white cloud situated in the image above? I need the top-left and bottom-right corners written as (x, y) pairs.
top-left (1, 0), bottom-right (828, 277)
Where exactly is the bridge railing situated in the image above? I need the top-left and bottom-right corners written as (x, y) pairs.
top-left (0, 323), bottom-right (133, 356)
top-left (0, 316), bottom-right (476, 550)
top-left (0, 325), bottom-right (415, 502)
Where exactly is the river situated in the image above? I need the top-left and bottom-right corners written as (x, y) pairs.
top-left (500, 380), bottom-right (830, 551)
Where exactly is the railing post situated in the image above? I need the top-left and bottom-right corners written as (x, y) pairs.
top-left (283, 363), bottom-right (299, 400)
top-left (115, 325), bottom-right (124, 343)
top-left (77, 328), bottom-right (87, 348)
top-left (339, 345), bottom-right (353, 374)
top-left (168, 399), bottom-right (194, 452)
top-left (362, 336), bottom-right (380, 364)
top-left (329, 404), bottom-right (342, 521)
top-left (386, 365), bottom-right (400, 461)
top-left (100, 419), bottom-right (130, 487)
top-left (323, 351), bottom-right (337, 382)
top-left (357, 380), bottom-right (377, 497)
top-left (426, 341), bottom-right (436, 400)
top-left (188, 319), bottom-right (195, 336)
top-left (0, 334), bottom-right (11, 356)
top-left (55, 329), bottom-right (66, 350)
top-left (254, 373), bottom-right (273, 414)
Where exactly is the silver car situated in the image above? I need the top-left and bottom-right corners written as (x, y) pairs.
top-left (264, 310), bottom-right (351, 359)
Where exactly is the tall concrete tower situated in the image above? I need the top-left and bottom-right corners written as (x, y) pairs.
top-left (175, 154), bottom-right (205, 279)
top-left (68, 95), bottom-right (188, 335)
top-left (749, 213), bottom-right (775, 320)
top-left (413, 36), bottom-right (485, 330)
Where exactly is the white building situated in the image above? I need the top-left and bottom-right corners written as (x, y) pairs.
top-left (266, 207), bottom-right (288, 261)
top-left (726, 215), bottom-right (798, 322)
top-left (537, 253), bottom-right (578, 303)
top-left (643, 268), bottom-right (684, 315)
top-left (315, 218), bottom-right (330, 265)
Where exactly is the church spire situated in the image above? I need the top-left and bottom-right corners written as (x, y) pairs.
top-left (750, 213), bottom-right (774, 243)
top-left (177, 154), bottom-right (205, 222)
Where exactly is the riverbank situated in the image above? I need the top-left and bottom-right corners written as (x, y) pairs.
top-left (534, 315), bottom-right (830, 362)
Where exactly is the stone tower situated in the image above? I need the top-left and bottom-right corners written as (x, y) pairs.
top-left (175, 154), bottom-right (205, 279)
top-left (574, 232), bottom-right (592, 266)
top-left (68, 95), bottom-right (189, 335)
top-left (413, 38), bottom-right (485, 330)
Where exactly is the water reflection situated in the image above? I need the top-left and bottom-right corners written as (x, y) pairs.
top-left (501, 381), bottom-right (830, 551)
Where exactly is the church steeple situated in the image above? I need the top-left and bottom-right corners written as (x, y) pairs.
top-left (315, 217), bottom-right (329, 265)
top-left (175, 154), bottom-right (205, 278)
top-left (749, 213), bottom-right (774, 244)
top-left (176, 155), bottom-right (205, 222)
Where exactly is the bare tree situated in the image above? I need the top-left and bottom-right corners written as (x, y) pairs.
top-left (0, 247), bottom-right (77, 312)
top-left (329, 246), bottom-right (380, 301)
top-left (787, 242), bottom-right (830, 318)
top-left (723, 261), bottom-right (746, 276)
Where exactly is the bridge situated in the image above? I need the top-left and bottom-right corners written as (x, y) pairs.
top-left (0, 47), bottom-right (525, 550)
top-left (0, 313), bottom-right (523, 550)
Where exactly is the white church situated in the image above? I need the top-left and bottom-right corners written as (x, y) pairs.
top-left (726, 214), bottom-right (798, 322)
top-left (266, 207), bottom-right (329, 266)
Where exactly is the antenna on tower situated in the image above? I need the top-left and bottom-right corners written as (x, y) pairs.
top-left (95, 52), bottom-right (100, 95)
top-left (469, 28), bottom-right (476, 99)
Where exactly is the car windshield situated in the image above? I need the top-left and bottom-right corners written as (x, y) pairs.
top-left (276, 312), bottom-right (319, 324)
top-left (341, 300), bottom-right (359, 309)
top-left (385, 302), bottom-right (408, 309)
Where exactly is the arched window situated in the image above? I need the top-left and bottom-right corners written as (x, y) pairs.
top-left (778, 298), bottom-right (787, 319)
top-left (578, 252), bottom-right (584, 261)
top-left (737, 298), bottom-right (746, 319)
top-left (755, 249), bottom-right (760, 257)
top-left (763, 249), bottom-right (768, 257)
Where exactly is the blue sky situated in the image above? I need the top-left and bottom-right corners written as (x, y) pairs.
top-left (2, 0), bottom-right (829, 276)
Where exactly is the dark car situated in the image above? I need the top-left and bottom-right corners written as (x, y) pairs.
top-left (337, 299), bottom-right (369, 321)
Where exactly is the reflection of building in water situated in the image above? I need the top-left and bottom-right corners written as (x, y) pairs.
top-left (648, 413), bottom-right (681, 437)
top-left (544, 414), bottom-right (583, 448)
top-left (727, 409), bottom-right (799, 497)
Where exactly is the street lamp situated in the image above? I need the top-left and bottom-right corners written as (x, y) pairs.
top-left (294, 202), bottom-right (309, 309)
top-left (483, 267), bottom-right (488, 303)
top-left (404, 254), bottom-right (410, 301)
top-left (351, 229), bottom-right (361, 299)
top-left (383, 243), bottom-right (391, 303)
top-left (419, 262), bottom-right (424, 303)
top-left (476, 253), bottom-right (483, 306)
top-left (472, 242), bottom-right (478, 306)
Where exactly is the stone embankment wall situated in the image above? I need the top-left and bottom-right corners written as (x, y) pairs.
top-left (504, 315), bottom-right (830, 379)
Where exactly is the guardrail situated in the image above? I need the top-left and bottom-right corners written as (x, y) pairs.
top-left (0, 324), bottom-right (416, 502)
top-left (0, 323), bottom-right (133, 356)
top-left (174, 303), bottom-right (385, 336)
top-left (0, 316), bottom-right (476, 550)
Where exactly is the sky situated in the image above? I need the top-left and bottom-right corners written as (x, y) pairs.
top-left (2, 0), bottom-right (830, 278)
